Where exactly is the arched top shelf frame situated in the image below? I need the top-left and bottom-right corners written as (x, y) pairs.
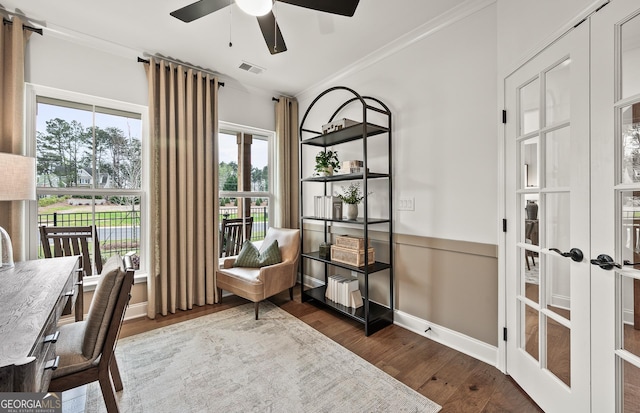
top-left (299, 86), bottom-right (391, 145)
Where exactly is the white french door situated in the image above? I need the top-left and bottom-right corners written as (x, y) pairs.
top-left (505, 21), bottom-right (591, 413)
top-left (591, 0), bottom-right (640, 411)
top-left (505, 1), bottom-right (640, 411)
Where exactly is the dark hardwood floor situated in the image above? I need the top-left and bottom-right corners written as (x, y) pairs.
top-left (120, 287), bottom-right (543, 413)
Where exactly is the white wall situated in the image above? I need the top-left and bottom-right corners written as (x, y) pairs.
top-left (24, 33), bottom-right (276, 131)
top-left (297, 4), bottom-right (498, 245)
top-left (497, 0), bottom-right (605, 76)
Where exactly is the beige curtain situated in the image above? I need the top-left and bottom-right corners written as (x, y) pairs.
top-left (145, 57), bottom-right (218, 318)
top-left (0, 16), bottom-right (32, 261)
top-left (274, 96), bottom-right (299, 229)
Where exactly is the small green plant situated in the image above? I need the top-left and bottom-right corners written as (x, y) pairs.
top-left (314, 150), bottom-right (340, 175)
top-left (336, 182), bottom-right (368, 205)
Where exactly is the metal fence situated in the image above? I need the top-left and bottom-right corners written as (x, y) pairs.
top-left (37, 206), bottom-right (269, 259)
top-left (38, 210), bottom-right (141, 259)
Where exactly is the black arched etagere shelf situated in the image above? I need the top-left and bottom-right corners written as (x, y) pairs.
top-left (298, 86), bottom-right (393, 336)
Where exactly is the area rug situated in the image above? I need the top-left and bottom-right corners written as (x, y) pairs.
top-left (86, 302), bottom-right (441, 412)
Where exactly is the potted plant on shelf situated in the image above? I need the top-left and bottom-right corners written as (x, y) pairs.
top-left (336, 182), bottom-right (367, 220)
top-left (314, 150), bottom-right (340, 176)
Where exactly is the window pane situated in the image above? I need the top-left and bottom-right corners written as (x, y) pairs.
top-left (219, 132), bottom-right (239, 191)
top-left (94, 112), bottom-right (142, 190)
top-left (36, 103), bottom-right (93, 188)
top-left (250, 136), bottom-right (269, 193)
top-left (36, 100), bottom-right (142, 190)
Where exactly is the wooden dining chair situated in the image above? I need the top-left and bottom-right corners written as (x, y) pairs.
top-left (40, 225), bottom-right (103, 322)
top-left (220, 217), bottom-right (253, 257)
top-left (48, 254), bottom-right (135, 413)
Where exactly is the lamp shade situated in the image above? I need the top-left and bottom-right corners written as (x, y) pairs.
top-left (236, 0), bottom-right (272, 16)
top-left (0, 153), bottom-right (36, 201)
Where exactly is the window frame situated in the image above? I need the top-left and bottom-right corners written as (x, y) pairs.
top-left (218, 121), bottom-right (274, 239)
top-left (25, 83), bottom-right (150, 284)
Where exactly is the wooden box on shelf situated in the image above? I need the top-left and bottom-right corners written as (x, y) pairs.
top-left (335, 235), bottom-right (366, 250)
top-left (331, 245), bottom-right (375, 267)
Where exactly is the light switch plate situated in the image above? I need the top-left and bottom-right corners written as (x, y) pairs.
top-left (398, 197), bottom-right (415, 211)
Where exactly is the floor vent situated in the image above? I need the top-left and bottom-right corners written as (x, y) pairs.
top-left (239, 61), bottom-right (265, 75)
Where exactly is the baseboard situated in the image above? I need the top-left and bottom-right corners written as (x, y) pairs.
top-left (124, 301), bottom-right (148, 321)
top-left (394, 309), bottom-right (498, 367)
top-left (301, 272), bottom-right (497, 366)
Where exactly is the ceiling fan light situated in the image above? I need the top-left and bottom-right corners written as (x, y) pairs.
top-left (236, 0), bottom-right (272, 17)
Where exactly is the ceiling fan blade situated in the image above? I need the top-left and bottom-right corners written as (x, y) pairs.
top-left (257, 12), bottom-right (288, 55)
top-left (170, 0), bottom-right (230, 22)
top-left (277, 0), bottom-right (359, 17)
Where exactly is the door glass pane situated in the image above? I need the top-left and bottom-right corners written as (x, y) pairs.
top-left (547, 316), bottom-right (571, 387)
top-left (546, 254), bottom-right (571, 321)
top-left (621, 15), bottom-right (640, 99)
top-left (521, 138), bottom-right (539, 188)
top-left (545, 58), bottom-right (571, 125)
top-left (545, 192), bottom-right (570, 252)
top-left (520, 78), bottom-right (540, 135)
top-left (523, 302), bottom-right (540, 361)
top-left (622, 273), bottom-right (640, 357)
top-left (522, 193), bottom-right (540, 305)
top-left (622, 359), bottom-right (640, 412)
top-left (545, 127), bottom-right (571, 188)
top-left (621, 191), bottom-right (640, 267)
top-left (621, 103), bottom-right (640, 184)
top-left (523, 248), bottom-right (539, 304)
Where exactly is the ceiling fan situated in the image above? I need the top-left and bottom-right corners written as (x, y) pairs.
top-left (170, 0), bottom-right (360, 55)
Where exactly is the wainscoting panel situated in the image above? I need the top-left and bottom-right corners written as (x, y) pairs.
top-left (302, 223), bottom-right (499, 347)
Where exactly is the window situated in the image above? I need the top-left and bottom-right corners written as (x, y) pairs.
top-left (26, 85), bottom-right (147, 275)
top-left (218, 122), bottom-right (273, 251)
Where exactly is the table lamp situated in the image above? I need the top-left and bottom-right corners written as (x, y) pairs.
top-left (0, 152), bottom-right (36, 269)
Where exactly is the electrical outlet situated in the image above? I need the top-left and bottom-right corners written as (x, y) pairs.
top-left (398, 197), bottom-right (415, 211)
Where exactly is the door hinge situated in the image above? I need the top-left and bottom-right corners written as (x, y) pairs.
top-left (502, 110), bottom-right (507, 124)
top-left (502, 219), bottom-right (507, 232)
top-left (503, 327), bottom-right (508, 341)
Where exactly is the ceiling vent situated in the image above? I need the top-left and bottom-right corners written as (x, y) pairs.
top-left (239, 61), bottom-right (265, 75)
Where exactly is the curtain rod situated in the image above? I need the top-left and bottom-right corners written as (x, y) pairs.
top-left (137, 57), bottom-right (224, 87)
top-left (2, 18), bottom-right (43, 35)
top-left (272, 97), bottom-right (292, 104)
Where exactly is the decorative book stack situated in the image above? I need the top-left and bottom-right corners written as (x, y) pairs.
top-left (324, 274), bottom-right (363, 308)
top-left (330, 235), bottom-right (375, 267)
top-left (314, 196), bottom-right (343, 219)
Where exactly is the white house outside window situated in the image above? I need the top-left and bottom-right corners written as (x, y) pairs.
top-left (26, 84), bottom-right (147, 276)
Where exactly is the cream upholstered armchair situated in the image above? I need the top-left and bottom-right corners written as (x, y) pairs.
top-left (216, 227), bottom-right (300, 319)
